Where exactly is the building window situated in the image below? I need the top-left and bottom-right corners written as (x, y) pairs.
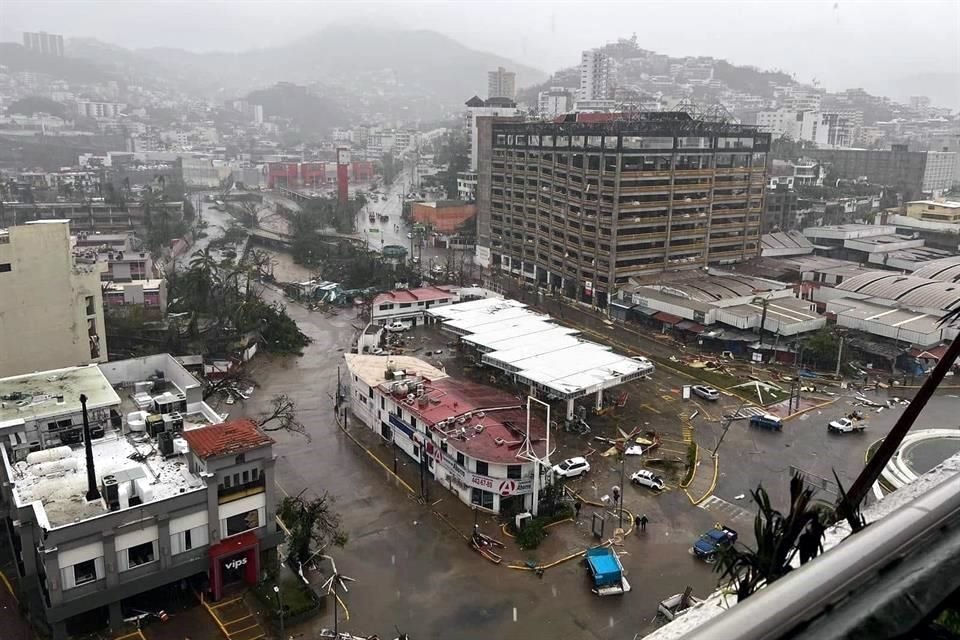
top-left (73, 559), bottom-right (97, 585)
top-left (235, 454), bottom-right (246, 465)
top-left (456, 452), bottom-right (465, 466)
top-left (441, 441), bottom-right (448, 453)
top-left (471, 488), bottom-right (494, 510)
top-left (475, 460), bottom-right (489, 476)
top-left (127, 541), bottom-right (156, 568)
top-left (380, 396), bottom-right (385, 409)
top-left (378, 304), bottom-right (393, 310)
top-left (225, 509), bottom-right (261, 537)
top-left (85, 295), bottom-right (95, 315)
top-left (242, 470), bottom-right (249, 484)
top-left (223, 475), bottom-right (232, 489)
top-left (0, 263), bottom-right (10, 273)
top-left (507, 465), bottom-right (522, 479)
top-left (411, 416), bottom-right (417, 429)
top-left (368, 387), bottom-right (374, 399)
top-left (183, 529), bottom-right (193, 551)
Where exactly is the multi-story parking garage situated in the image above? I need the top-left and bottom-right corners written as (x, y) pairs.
top-left (475, 111), bottom-right (771, 307)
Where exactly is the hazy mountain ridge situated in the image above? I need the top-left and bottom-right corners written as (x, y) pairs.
top-left (63, 25), bottom-right (546, 108)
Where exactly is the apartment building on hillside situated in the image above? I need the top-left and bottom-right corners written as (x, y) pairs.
top-left (476, 112), bottom-right (770, 306)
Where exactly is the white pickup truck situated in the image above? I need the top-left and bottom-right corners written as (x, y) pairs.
top-left (385, 320), bottom-right (411, 333)
top-left (828, 417), bottom-right (867, 434)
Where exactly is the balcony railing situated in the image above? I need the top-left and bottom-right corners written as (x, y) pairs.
top-left (218, 476), bottom-right (266, 503)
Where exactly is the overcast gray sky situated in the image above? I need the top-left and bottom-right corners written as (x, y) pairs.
top-left (2, 0), bottom-right (958, 100)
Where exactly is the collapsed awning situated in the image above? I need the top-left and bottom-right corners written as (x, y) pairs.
top-left (652, 311), bottom-right (683, 325)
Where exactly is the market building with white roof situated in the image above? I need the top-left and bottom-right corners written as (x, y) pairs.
top-left (427, 297), bottom-right (653, 418)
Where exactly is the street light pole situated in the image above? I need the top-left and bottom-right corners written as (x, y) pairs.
top-left (273, 585), bottom-right (284, 638)
top-left (618, 452), bottom-right (625, 529)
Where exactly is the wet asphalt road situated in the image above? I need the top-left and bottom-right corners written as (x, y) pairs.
top-left (694, 385), bottom-right (960, 518)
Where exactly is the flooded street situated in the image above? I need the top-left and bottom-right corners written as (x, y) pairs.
top-left (234, 289), bottom-right (720, 640)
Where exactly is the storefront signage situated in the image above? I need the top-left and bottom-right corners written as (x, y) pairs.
top-left (224, 556), bottom-right (247, 570)
top-left (390, 413), bottom-right (534, 496)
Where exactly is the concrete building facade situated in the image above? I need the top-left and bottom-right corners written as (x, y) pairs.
top-left (755, 109), bottom-right (827, 145)
top-left (487, 67), bottom-right (516, 100)
top-left (476, 112), bottom-right (770, 305)
top-left (463, 97), bottom-right (523, 172)
top-left (538, 87), bottom-right (574, 117)
top-left (580, 49), bottom-right (611, 100)
top-left (22, 31), bottom-right (64, 57)
top-left (0, 221), bottom-right (107, 377)
top-left (0, 356), bottom-right (279, 639)
top-left (344, 354), bottom-right (548, 515)
top-left (806, 145), bottom-right (957, 196)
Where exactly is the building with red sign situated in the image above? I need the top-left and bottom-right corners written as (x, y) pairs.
top-left (265, 160), bottom-right (377, 189)
top-left (0, 380), bottom-right (280, 640)
top-left (344, 353), bottom-right (549, 514)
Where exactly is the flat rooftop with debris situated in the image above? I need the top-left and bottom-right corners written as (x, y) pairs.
top-left (4, 429), bottom-right (205, 529)
top-left (0, 365), bottom-right (120, 428)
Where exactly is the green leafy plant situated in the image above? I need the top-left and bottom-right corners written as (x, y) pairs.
top-left (715, 473), bottom-right (825, 601)
top-left (516, 519), bottom-right (546, 550)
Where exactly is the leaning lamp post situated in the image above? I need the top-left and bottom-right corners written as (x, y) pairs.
top-left (523, 395), bottom-right (552, 517)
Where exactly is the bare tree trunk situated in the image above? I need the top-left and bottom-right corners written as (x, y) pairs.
top-left (839, 337), bottom-right (960, 520)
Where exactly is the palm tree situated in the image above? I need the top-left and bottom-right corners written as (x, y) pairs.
top-left (837, 311), bottom-right (960, 524)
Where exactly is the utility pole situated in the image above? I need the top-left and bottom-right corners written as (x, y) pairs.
top-left (835, 335), bottom-right (844, 378)
top-left (618, 451), bottom-right (626, 529)
top-left (713, 400), bottom-right (745, 457)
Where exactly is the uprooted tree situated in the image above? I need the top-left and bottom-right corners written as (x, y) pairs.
top-left (277, 491), bottom-right (348, 572)
top-left (257, 394), bottom-right (307, 439)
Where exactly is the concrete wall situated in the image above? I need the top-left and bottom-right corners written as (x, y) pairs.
top-left (99, 354), bottom-right (203, 407)
top-left (0, 222), bottom-right (107, 377)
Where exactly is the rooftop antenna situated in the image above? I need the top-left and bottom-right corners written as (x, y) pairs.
top-left (80, 393), bottom-right (101, 502)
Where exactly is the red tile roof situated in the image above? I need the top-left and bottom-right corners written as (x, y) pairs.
top-left (381, 377), bottom-right (548, 464)
top-left (183, 419), bottom-right (274, 460)
top-left (373, 286), bottom-right (455, 307)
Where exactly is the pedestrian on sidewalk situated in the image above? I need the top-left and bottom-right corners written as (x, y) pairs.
top-left (637, 514), bottom-right (648, 533)
top-left (574, 500), bottom-right (582, 521)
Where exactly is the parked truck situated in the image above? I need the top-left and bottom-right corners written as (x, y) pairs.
top-left (584, 546), bottom-right (631, 596)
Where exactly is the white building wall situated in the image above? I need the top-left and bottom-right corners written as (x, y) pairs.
top-left (0, 222), bottom-right (107, 377)
top-left (580, 49), bottom-right (610, 100)
top-left (466, 106), bottom-right (521, 171)
top-left (346, 374), bottom-right (538, 513)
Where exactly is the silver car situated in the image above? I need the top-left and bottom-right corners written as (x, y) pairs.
top-left (692, 385), bottom-right (720, 401)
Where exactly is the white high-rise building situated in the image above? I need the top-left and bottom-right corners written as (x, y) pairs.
top-left (463, 96), bottom-right (521, 172)
top-left (538, 87), bottom-right (573, 117)
top-left (487, 67), bottom-right (516, 100)
top-left (755, 109), bottom-right (828, 145)
top-left (579, 49), bottom-right (610, 101)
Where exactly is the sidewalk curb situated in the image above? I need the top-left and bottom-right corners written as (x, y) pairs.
top-left (685, 453), bottom-right (720, 506)
top-left (679, 442), bottom-right (700, 490)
